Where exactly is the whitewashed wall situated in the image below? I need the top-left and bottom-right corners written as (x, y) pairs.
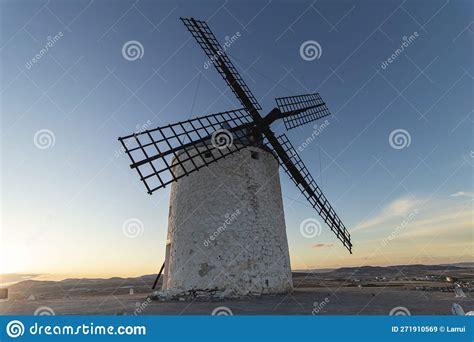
top-left (162, 145), bottom-right (293, 296)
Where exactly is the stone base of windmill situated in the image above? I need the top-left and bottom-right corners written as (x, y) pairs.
top-left (152, 283), bottom-right (291, 301)
top-left (158, 144), bottom-right (293, 300)
top-left (151, 287), bottom-right (250, 301)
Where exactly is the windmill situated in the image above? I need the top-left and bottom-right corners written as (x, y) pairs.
top-left (118, 17), bottom-right (352, 297)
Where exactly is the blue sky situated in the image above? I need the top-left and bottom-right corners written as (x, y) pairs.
top-left (0, 0), bottom-right (472, 281)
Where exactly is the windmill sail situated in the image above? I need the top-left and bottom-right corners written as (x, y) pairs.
top-left (118, 108), bottom-right (255, 194)
top-left (181, 17), bottom-right (262, 112)
top-left (276, 93), bottom-right (331, 130)
top-left (180, 17), bottom-right (352, 253)
top-left (267, 134), bottom-right (352, 252)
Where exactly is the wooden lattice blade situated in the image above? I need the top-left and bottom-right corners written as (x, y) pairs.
top-left (118, 108), bottom-right (255, 194)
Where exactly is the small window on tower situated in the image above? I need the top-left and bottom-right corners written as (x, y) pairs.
top-left (204, 151), bottom-right (212, 159)
top-left (251, 151), bottom-right (259, 160)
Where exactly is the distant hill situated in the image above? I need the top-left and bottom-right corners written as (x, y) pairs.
top-left (441, 262), bottom-right (474, 268)
top-left (6, 275), bottom-right (158, 300)
top-left (3, 264), bottom-right (472, 300)
top-left (327, 264), bottom-right (463, 277)
top-left (292, 264), bottom-right (472, 279)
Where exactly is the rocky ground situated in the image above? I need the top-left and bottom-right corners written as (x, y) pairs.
top-left (1, 286), bottom-right (472, 315)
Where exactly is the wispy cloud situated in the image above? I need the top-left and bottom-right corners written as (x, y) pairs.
top-left (302, 194), bottom-right (472, 269)
top-left (353, 196), bottom-right (420, 231)
top-left (0, 273), bottom-right (43, 286)
top-left (353, 194), bottom-right (471, 244)
top-left (312, 243), bottom-right (334, 248)
top-left (397, 208), bottom-right (471, 239)
top-left (450, 191), bottom-right (474, 198)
